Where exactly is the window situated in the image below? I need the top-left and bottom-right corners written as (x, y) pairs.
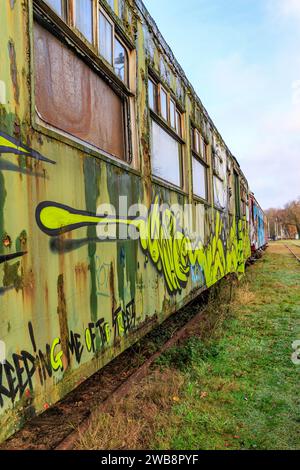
top-left (191, 126), bottom-right (208, 199)
top-left (170, 99), bottom-right (176, 129)
top-left (107, 0), bottom-right (114, 9)
top-left (75, 0), bottom-right (93, 43)
top-left (114, 38), bottom-right (127, 83)
top-left (43, 1), bottom-right (130, 86)
top-left (148, 78), bottom-right (157, 111)
top-left (192, 157), bottom-right (206, 200)
top-left (192, 127), bottom-right (207, 162)
top-left (148, 75), bottom-right (184, 187)
top-left (34, 20), bottom-right (127, 161)
top-left (176, 110), bottom-right (182, 137)
top-left (45, 0), bottom-right (65, 17)
top-left (98, 9), bottom-right (129, 85)
top-left (34, 1), bottom-right (135, 163)
top-left (151, 121), bottom-right (181, 187)
top-left (148, 77), bottom-right (182, 138)
top-left (99, 10), bottom-right (113, 64)
top-left (160, 86), bottom-right (168, 121)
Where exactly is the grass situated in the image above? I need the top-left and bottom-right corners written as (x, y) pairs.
top-left (75, 243), bottom-right (300, 450)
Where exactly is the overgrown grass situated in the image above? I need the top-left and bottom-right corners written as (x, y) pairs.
top-left (152, 244), bottom-right (300, 450)
top-left (76, 243), bottom-right (300, 450)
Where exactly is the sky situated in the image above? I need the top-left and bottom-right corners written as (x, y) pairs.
top-left (143, 0), bottom-right (300, 210)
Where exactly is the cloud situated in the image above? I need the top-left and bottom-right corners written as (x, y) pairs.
top-left (207, 50), bottom-right (300, 209)
top-left (278, 0), bottom-right (300, 17)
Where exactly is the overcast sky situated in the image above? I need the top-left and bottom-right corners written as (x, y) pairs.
top-left (143, 0), bottom-right (300, 209)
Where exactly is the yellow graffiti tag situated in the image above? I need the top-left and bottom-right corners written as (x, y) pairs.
top-left (50, 337), bottom-right (64, 372)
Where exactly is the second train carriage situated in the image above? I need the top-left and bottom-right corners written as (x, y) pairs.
top-left (0, 0), bottom-right (266, 441)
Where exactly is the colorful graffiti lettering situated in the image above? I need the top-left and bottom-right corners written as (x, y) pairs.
top-left (0, 131), bottom-right (56, 164)
top-left (35, 197), bottom-right (251, 294)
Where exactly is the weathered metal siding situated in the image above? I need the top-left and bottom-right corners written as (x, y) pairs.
top-left (0, 0), bottom-right (251, 442)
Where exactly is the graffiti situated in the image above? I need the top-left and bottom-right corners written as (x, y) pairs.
top-left (190, 263), bottom-right (204, 285)
top-left (35, 197), bottom-right (251, 295)
top-left (0, 131), bottom-right (56, 164)
top-left (0, 306), bottom-right (128, 408)
top-left (0, 251), bottom-right (27, 264)
top-left (95, 256), bottom-right (111, 297)
top-left (113, 299), bottom-right (136, 339)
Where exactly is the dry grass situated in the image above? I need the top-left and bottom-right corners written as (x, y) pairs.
top-left (75, 369), bottom-right (184, 450)
top-left (232, 283), bottom-right (257, 307)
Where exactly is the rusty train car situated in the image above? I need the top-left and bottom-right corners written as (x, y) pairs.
top-left (0, 0), bottom-right (266, 441)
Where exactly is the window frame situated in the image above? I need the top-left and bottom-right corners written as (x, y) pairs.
top-left (32, 0), bottom-right (136, 167)
top-left (190, 123), bottom-right (209, 202)
top-left (192, 154), bottom-right (208, 201)
top-left (148, 72), bottom-right (186, 191)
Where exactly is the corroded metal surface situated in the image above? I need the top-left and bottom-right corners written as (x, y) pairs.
top-left (0, 0), bottom-right (266, 442)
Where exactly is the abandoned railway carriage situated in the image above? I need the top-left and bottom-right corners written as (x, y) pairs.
top-left (0, 0), bottom-right (266, 441)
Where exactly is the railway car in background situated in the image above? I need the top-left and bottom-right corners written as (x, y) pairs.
top-left (0, 0), bottom-right (266, 442)
top-left (249, 193), bottom-right (268, 253)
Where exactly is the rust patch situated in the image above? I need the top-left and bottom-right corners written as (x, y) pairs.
top-left (3, 261), bottom-right (23, 291)
top-left (8, 39), bottom-right (19, 105)
top-left (2, 234), bottom-right (12, 248)
top-left (57, 274), bottom-right (70, 370)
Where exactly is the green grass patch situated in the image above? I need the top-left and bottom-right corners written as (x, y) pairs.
top-left (152, 244), bottom-right (300, 450)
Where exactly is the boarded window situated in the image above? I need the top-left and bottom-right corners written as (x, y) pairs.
top-left (151, 120), bottom-right (181, 187)
top-left (192, 157), bottom-right (206, 200)
top-left (34, 22), bottom-right (126, 161)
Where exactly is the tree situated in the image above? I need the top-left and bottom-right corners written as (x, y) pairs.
top-left (266, 197), bottom-right (300, 239)
top-left (284, 198), bottom-right (300, 238)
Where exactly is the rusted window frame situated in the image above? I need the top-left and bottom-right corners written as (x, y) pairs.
top-left (31, 0), bottom-right (135, 165)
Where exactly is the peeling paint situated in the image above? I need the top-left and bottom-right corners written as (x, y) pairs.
top-left (8, 39), bottom-right (19, 105)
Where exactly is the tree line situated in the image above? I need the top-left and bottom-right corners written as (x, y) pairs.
top-left (266, 198), bottom-right (300, 240)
